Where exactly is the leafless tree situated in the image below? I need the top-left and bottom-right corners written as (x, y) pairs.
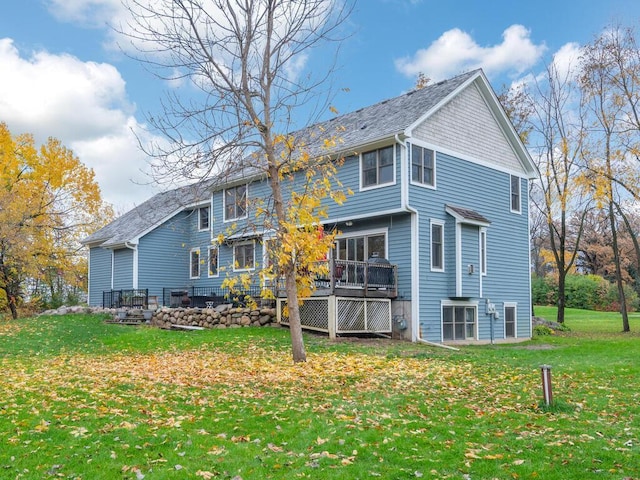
top-left (527, 61), bottom-right (590, 324)
top-left (119, 0), bottom-right (356, 361)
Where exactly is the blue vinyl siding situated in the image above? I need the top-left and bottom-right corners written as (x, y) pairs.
top-left (410, 151), bottom-right (531, 342)
top-left (138, 211), bottom-right (191, 302)
top-left (327, 145), bottom-right (402, 220)
top-left (387, 214), bottom-right (412, 299)
top-left (112, 248), bottom-right (134, 289)
top-left (88, 247), bottom-right (112, 306)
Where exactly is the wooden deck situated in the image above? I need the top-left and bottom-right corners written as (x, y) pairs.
top-left (281, 259), bottom-right (398, 299)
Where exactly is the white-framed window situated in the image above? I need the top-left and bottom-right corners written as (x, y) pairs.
top-left (504, 303), bottom-right (517, 338)
top-left (480, 229), bottom-right (487, 276)
top-left (335, 230), bottom-right (387, 261)
top-left (190, 248), bottom-right (200, 279)
top-left (411, 143), bottom-right (435, 187)
top-left (442, 304), bottom-right (477, 341)
top-left (361, 145), bottom-right (394, 189)
top-left (224, 184), bottom-right (248, 221)
top-left (233, 241), bottom-right (255, 271)
top-left (510, 175), bottom-right (521, 213)
top-left (198, 206), bottom-right (210, 231)
top-left (208, 245), bottom-right (219, 277)
top-left (430, 220), bottom-right (444, 272)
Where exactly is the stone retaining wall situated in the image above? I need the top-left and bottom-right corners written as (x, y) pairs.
top-left (151, 305), bottom-right (278, 329)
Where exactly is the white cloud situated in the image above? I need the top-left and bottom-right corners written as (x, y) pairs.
top-left (395, 24), bottom-right (547, 81)
top-left (0, 38), bottom-right (158, 210)
top-left (45, 0), bottom-right (122, 28)
top-left (552, 42), bottom-right (582, 81)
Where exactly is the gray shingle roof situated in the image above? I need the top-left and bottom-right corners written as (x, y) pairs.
top-left (83, 69), bottom-right (480, 247)
top-left (446, 205), bottom-right (491, 225)
top-left (290, 69), bottom-right (479, 159)
top-left (82, 180), bottom-right (214, 246)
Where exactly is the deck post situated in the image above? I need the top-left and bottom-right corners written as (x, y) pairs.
top-left (328, 295), bottom-right (337, 340)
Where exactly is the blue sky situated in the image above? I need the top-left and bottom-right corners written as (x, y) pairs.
top-left (1, 0), bottom-right (639, 208)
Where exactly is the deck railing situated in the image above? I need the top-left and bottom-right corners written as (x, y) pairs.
top-left (162, 286), bottom-right (274, 308)
top-left (277, 258), bottom-right (398, 298)
top-left (329, 259), bottom-right (397, 291)
top-left (102, 258), bottom-right (396, 309)
top-left (103, 289), bottom-right (149, 308)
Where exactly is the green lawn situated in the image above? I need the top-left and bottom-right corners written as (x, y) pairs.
top-left (0, 309), bottom-right (639, 479)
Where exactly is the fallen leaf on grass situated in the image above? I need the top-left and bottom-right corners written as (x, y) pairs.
top-left (196, 471), bottom-right (215, 479)
top-left (69, 426), bottom-right (88, 437)
top-left (207, 446), bottom-right (226, 455)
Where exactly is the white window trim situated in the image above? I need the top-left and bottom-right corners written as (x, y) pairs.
top-left (233, 240), bottom-right (256, 272)
top-left (359, 144), bottom-right (397, 191)
top-left (510, 175), bottom-right (521, 214)
top-left (190, 247), bottom-right (201, 279)
top-left (409, 141), bottom-right (437, 190)
top-left (441, 300), bottom-right (479, 342)
top-left (223, 184), bottom-right (249, 223)
top-left (208, 245), bottom-right (219, 278)
top-left (430, 219), bottom-right (445, 272)
top-left (504, 302), bottom-right (517, 339)
top-left (198, 206), bottom-right (210, 231)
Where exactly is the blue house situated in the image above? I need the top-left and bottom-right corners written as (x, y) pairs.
top-left (82, 69), bottom-right (536, 344)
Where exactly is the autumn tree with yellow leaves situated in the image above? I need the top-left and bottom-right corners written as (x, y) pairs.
top-left (0, 123), bottom-right (109, 319)
top-left (120, 0), bottom-right (355, 362)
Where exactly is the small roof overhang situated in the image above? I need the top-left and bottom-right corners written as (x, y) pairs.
top-left (446, 205), bottom-right (491, 227)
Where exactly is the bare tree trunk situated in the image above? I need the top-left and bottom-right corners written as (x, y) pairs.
top-left (608, 201), bottom-right (630, 331)
top-left (557, 274), bottom-right (566, 324)
top-left (283, 269), bottom-right (306, 362)
top-left (8, 294), bottom-right (18, 320)
top-left (0, 284), bottom-right (18, 320)
top-left (267, 160), bottom-right (307, 362)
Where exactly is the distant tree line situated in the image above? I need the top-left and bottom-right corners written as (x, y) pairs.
top-left (500, 23), bottom-right (640, 331)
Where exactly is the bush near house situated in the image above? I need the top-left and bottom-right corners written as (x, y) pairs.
top-left (532, 274), bottom-right (639, 311)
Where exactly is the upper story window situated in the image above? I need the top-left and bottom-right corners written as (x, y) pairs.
top-left (411, 144), bottom-right (435, 187)
top-left (190, 248), bottom-right (200, 279)
top-left (198, 206), bottom-right (210, 231)
top-left (361, 145), bottom-right (394, 189)
top-left (510, 175), bottom-right (521, 213)
top-left (431, 220), bottom-right (444, 272)
top-left (224, 184), bottom-right (248, 221)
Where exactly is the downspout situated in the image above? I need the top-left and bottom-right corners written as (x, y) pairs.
top-left (454, 220), bottom-right (462, 297)
top-left (110, 250), bottom-right (115, 290)
top-left (396, 133), bottom-right (420, 343)
top-left (125, 241), bottom-right (138, 289)
top-left (86, 247), bottom-right (91, 306)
